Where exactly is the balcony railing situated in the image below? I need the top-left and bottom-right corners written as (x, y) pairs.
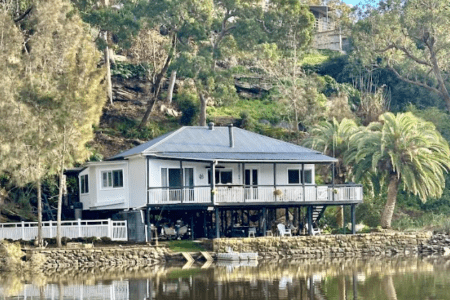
top-left (147, 185), bottom-right (363, 205)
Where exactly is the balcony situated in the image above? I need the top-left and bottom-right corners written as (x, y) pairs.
top-left (147, 184), bottom-right (363, 205)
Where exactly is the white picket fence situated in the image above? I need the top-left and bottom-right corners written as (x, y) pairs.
top-left (0, 219), bottom-right (128, 241)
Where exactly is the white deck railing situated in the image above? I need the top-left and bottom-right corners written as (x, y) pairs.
top-left (0, 219), bottom-right (127, 241)
top-left (147, 185), bottom-right (363, 205)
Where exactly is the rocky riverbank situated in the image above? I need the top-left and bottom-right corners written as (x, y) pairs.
top-left (213, 232), bottom-right (438, 259)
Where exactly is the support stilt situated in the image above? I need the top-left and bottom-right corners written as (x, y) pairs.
top-left (215, 208), bottom-right (220, 238)
top-left (351, 204), bottom-right (356, 234)
top-left (307, 206), bottom-right (312, 236)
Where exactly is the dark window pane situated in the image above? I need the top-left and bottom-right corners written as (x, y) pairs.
top-left (169, 169), bottom-right (182, 188)
top-left (113, 170), bottom-right (123, 187)
top-left (221, 171), bottom-right (232, 184)
top-left (288, 170), bottom-right (300, 184)
top-left (245, 170), bottom-right (251, 186)
top-left (304, 170), bottom-right (312, 184)
top-left (252, 170), bottom-right (258, 186)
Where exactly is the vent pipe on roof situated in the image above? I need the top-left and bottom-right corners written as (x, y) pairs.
top-left (228, 124), bottom-right (234, 148)
top-left (208, 122), bottom-right (214, 130)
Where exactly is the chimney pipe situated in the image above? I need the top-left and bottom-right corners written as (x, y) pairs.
top-left (228, 124), bottom-right (234, 148)
top-left (208, 122), bottom-right (214, 130)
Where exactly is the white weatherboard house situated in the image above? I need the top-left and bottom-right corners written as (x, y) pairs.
top-left (78, 123), bottom-right (363, 239)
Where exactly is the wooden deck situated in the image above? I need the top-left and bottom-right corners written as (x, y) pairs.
top-left (147, 184), bottom-right (363, 206)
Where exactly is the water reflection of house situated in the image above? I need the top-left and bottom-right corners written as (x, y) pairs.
top-left (310, 6), bottom-right (349, 53)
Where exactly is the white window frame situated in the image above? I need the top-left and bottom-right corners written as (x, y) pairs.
top-left (209, 168), bottom-right (233, 185)
top-left (80, 174), bottom-right (89, 194)
top-left (160, 167), bottom-right (196, 188)
top-left (101, 169), bottom-right (124, 189)
top-left (287, 168), bottom-right (313, 185)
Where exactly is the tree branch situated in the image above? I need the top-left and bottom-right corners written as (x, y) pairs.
top-left (14, 6), bottom-right (33, 23)
top-left (376, 43), bottom-right (431, 67)
top-left (387, 65), bottom-right (441, 95)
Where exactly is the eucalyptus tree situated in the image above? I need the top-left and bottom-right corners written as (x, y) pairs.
top-left (351, 112), bottom-right (450, 228)
top-left (303, 118), bottom-right (360, 227)
top-left (352, 0), bottom-right (450, 110)
top-left (25, 0), bottom-right (105, 247)
top-left (0, 0), bottom-right (105, 247)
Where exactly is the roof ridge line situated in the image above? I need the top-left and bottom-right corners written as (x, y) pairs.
top-left (233, 127), bottom-right (319, 154)
top-left (144, 126), bottom-right (187, 153)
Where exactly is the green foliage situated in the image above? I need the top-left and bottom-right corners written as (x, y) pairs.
top-left (352, 112), bottom-right (450, 202)
top-left (174, 92), bottom-right (200, 125)
top-left (111, 62), bottom-right (148, 79)
top-left (207, 99), bottom-right (286, 125)
top-left (352, 0), bottom-right (450, 109)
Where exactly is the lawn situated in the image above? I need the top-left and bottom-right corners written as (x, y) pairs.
top-left (166, 240), bottom-right (206, 252)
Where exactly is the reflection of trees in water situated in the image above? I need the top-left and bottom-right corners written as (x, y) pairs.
top-left (382, 276), bottom-right (398, 300)
top-left (1, 257), bottom-right (450, 299)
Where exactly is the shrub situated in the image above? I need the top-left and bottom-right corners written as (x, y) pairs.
top-left (175, 92), bottom-right (200, 125)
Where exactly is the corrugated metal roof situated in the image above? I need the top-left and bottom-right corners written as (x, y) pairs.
top-left (109, 126), bottom-right (336, 162)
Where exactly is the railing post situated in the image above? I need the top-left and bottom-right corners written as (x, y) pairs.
top-left (107, 218), bottom-right (112, 239)
top-left (22, 221), bottom-right (25, 240)
top-left (78, 219), bottom-right (82, 238)
top-left (211, 161), bottom-right (216, 204)
top-left (49, 221), bottom-right (53, 238)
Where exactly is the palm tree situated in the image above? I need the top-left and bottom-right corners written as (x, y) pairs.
top-left (303, 118), bottom-right (360, 227)
top-left (351, 112), bottom-right (450, 228)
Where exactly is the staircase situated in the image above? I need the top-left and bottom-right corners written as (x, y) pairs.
top-left (311, 205), bottom-right (326, 226)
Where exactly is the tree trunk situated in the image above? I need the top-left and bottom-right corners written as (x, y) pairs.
top-left (139, 34), bottom-right (176, 129)
top-left (166, 70), bottom-right (176, 103)
top-left (105, 46), bottom-right (113, 105)
top-left (381, 174), bottom-right (400, 228)
top-left (429, 51), bottom-right (450, 111)
top-left (37, 178), bottom-right (43, 247)
top-left (56, 168), bottom-right (64, 248)
top-left (199, 93), bottom-right (207, 126)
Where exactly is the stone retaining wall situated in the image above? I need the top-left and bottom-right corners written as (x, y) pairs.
top-left (26, 246), bottom-right (169, 270)
top-left (421, 233), bottom-right (450, 255)
top-left (213, 232), bottom-right (433, 259)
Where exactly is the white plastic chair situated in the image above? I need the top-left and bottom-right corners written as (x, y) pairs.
top-left (248, 227), bottom-right (256, 238)
top-left (277, 223), bottom-right (292, 237)
top-left (305, 223), bottom-right (321, 236)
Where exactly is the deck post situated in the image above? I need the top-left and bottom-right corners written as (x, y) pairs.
top-left (302, 164), bottom-right (305, 202)
top-left (273, 163), bottom-right (277, 201)
top-left (307, 206), bottom-right (312, 236)
top-left (180, 160), bottom-right (184, 203)
top-left (262, 207), bottom-right (267, 236)
top-left (351, 204), bottom-right (356, 234)
top-left (242, 162), bottom-right (245, 202)
top-left (211, 162), bottom-right (216, 204)
top-left (285, 207), bottom-right (289, 224)
top-left (215, 208), bottom-right (220, 238)
top-left (332, 162), bottom-right (335, 202)
top-left (203, 211), bottom-right (207, 238)
top-left (191, 212), bottom-right (195, 240)
top-left (343, 205), bottom-right (346, 234)
top-left (147, 206), bottom-right (152, 243)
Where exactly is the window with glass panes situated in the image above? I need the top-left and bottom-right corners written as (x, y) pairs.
top-left (287, 169), bottom-right (312, 184)
top-left (101, 170), bottom-right (123, 188)
top-left (80, 174), bottom-right (89, 194)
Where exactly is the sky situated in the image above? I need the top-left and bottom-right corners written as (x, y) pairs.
top-left (341, 0), bottom-right (363, 6)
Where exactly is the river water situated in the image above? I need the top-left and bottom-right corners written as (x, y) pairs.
top-left (1, 257), bottom-right (450, 299)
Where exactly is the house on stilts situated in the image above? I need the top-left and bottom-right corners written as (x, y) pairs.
top-left (75, 123), bottom-right (363, 241)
